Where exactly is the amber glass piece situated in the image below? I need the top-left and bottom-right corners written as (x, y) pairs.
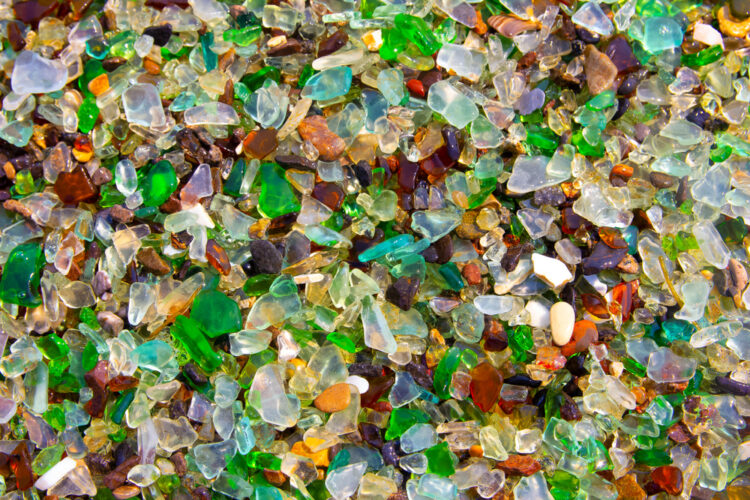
top-left (311, 182), bottom-right (345, 211)
top-left (609, 163), bottom-right (634, 184)
top-left (598, 227), bottom-right (628, 249)
top-left (420, 146), bottom-right (455, 176)
top-left (144, 58), bottom-right (161, 74)
top-left (611, 280), bottom-right (638, 321)
top-left (88, 73), bottom-right (110, 96)
top-left (108, 375), bottom-right (139, 391)
top-left (581, 294), bottom-right (609, 317)
top-left (482, 320), bottom-right (508, 351)
top-left (54, 166), bottom-right (98, 204)
top-left (651, 466), bottom-right (683, 495)
top-left (561, 207), bottom-right (584, 234)
top-left (84, 360), bottom-right (109, 418)
top-left (469, 362), bottom-right (502, 411)
top-left (361, 374), bottom-right (394, 409)
top-left (70, 0), bottom-right (94, 18)
top-left (206, 239), bottom-right (231, 276)
top-left (10, 442), bottom-right (33, 491)
top-left (318, 30), bottom-right (348, 57)
top-left (12, 0), bottom-right (58, 26)
top-left (6, 22), bottom-right (25, 52)
top-left (243, 128), bottom-right (278, 159)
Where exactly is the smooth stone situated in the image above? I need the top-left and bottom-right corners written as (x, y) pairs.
top-left (549, 302), bottom-right (575, 346)
top-left (314, 383), bottom-right (352, 413)
top-left (531, 253), bottom-right (573, 288)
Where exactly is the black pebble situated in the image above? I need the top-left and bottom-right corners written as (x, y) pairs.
top-left (385, 276), bottom-right (420, 311)
top-left (565, 355), bottom-right (588, 377)
top-left (617, 75), bottom-right (638, 96)
top-left (143, 24), bottom-right (173, 47)
top-left (612, 98), bottom-right (629, 121)
top-left (247, 239), bottom-right (283, 275)
top-left (505, 374), bottom-right (542, 388)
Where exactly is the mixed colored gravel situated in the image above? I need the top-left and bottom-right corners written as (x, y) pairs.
top-left (0, 0), bottom-right (748, 498)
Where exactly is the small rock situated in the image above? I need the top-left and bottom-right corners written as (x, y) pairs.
top-left (496, 455), bottom-right (541, 476)
top-left (110, 205), bottom-right (134, 223)
top-left (385, 276), bottom-right (420, 311)
top-left (730, 0), bottom-right (750, 20)
top-left (91, 167), bottom-right (114, 186)
top-left (314, 383), bottom-right (352, 412)
top-left (97, 311), bottom-right (124, 335)
top-left (550, 302), bottom-right (575, 346)
top-left (531, 253), bottom-right (573, 288)
top-left (583, 45), bottom-right (618, 95)
top-left (248, 240), bottom-right (283, 275)
top-left (143, 24), bottom-right (173, 46)
top-left (582, 241), bottom-right (627, 275)
top-left (461, 262), bottom-right (482, 285)
top-left (616, 254), bottom-right (640, 274)
top-left (298, 115), bottom-right (346, 161)
top-left (137, 247), bottom-right (171, 276)
top-left (649, 172), bottom-right (676, 188)
top-left (614, 474), bottom-right (646, 500)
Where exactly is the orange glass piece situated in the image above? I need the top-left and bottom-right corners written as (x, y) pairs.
top-left (561, 320), bottom-right (598, 357)
top-left (598, 227), bottom-right (628, 249)
top-left (581, 294), bottom-right (609, 318)
top-left (651, 466), bottom-right (683, 496)
top-left (206, 239), bottom-right (231, 276)
top-left (243, 128), bottom-right (278, 159)
top-left (88, 73), bottom-right (110, 96)
top-left (54, 166), bottom-right (98, 204)
top-left (469, 361), bottom-right (502, 411)
top-left (611, 280), bottom-right (638, 321)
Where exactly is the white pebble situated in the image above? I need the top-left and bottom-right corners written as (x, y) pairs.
top-left (346, 375), bottom-right (369, 394)
top-left (550, 302), bottom-right (575, 346)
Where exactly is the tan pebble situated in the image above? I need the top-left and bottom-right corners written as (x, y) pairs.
top-left (314, 383), bottom-right (351, 412)
top-left (550, 302), bottom-right (575, 346)
top-left (584, 45), bottom-right (618, 95)
top-left (113, 485), bottom-right (141, 500)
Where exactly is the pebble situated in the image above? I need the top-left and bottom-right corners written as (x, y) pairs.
top-left (614, 474), bottom-right (647, 500)
top-left (531, 253), bottom-right (573, 288)
top-left (549, 302), bottom-right (575, 346)
top-left (496, 455), bottom-right (541, 476)
top-left (297, 116), bottom-right (346, 161)
top-left (314, 383), bottom-right (352, 412)
top-left (247, 240), bottom-right (283, 275)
